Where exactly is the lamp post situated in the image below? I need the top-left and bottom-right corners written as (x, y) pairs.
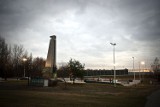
top-left (141, 61), bottom-right (145, 80)
top-left (139, 61), bottom-right (141, 80)
top-left (23, 58), bottom-right (27, 77)
top-left (132, 57), bottom-right (135, 80)
top-left (110, 43), bottom-right (116, 87)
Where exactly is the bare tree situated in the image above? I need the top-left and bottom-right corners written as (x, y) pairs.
top-left (12, 44), bottom-right (24, 79)
top-left (0, 36), bottom-right (46, 80)
top-left (58, 65), bottom-right (69, 89)
top-left (152, 57), bottom-right (160, 73)
top-left (68, 59), bottom-right (85, 83)
top-left (0, 36), bottom-right (11, 80)
top-left (31, 57), bottom-right (45, 77)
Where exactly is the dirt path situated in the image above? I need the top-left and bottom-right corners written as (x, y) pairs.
top-left (145, 89), bottom-right (160, 107)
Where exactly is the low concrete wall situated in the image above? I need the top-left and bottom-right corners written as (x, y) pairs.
top-left (122, 80), bottom-right (141, 86)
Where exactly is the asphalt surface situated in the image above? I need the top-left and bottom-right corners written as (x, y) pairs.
top-left (145, 89), bottom-right (160, 107)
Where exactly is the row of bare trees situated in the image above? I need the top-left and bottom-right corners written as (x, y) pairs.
top-left (0, 36), bottom-right (45, 80)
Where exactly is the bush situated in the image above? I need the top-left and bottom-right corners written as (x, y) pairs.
top-left (48, 79), bottom-right (58, 87)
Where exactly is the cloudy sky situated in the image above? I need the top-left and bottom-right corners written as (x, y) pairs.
top-left (0, 0), bottom-right (160, 70)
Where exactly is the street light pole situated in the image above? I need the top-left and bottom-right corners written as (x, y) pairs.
top-left (141, 61), bottom-right (145, 80)
top-left (23, 58), bottom-right (27, 77)
top-left (110, 43), bottom-right (116, 87)
top-left (139, 61), bottom-right (141, 80)
top-left (132, 57), bottom-right (135, 80)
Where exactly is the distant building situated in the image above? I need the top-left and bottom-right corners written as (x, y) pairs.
top-left (84, 69), bottom-right (128, 76)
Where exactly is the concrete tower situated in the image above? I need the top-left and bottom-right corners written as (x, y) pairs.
top-left (45, 35), bottom-right (56, 68)
top-left (43, 35), bottom-right (57, 78)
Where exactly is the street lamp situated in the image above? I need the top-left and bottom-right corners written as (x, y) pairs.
top-left (141, 61), bottom-right (145, 80)
top-left (139, 61), bottom-right (141, 80)
top-left (110, 43), bottom-right (116, 87)
top-left (23, 58), bottom-right (27, 77)
top-left (132, 57), bottom-right (135, 80)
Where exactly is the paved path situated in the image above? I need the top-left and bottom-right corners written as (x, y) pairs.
top-left (145, 89), bottom-right (160, 107)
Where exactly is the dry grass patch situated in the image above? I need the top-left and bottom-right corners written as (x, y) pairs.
top-left (0, 80), bottom-right (159, 107)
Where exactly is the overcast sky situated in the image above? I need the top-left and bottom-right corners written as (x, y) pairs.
top-left (0, 0), bottom-right (160, 70)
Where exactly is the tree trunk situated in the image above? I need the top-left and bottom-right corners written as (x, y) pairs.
top-left (62, 78), bottom-right (67, 89)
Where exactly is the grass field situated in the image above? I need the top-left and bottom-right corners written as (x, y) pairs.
top-left (0, 79), bottom-right (159, 107)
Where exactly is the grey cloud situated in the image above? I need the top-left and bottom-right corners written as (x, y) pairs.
top-left (0, 0), bottom-right (160, 69)
top-left (117, 0), bottom-right (160, 42)
top-left (0, 0), bottom-right (87, 35)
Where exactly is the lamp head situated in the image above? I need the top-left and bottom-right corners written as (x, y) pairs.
top-left (23, 58), bottom-right (27, 62)
top-left (110, 43), bottom-right (116, 46)
top-left (141, 61), bottom-right (145, 65)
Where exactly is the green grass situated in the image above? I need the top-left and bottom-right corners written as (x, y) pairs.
top-left (0, 80), bottom-right (159, 107)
